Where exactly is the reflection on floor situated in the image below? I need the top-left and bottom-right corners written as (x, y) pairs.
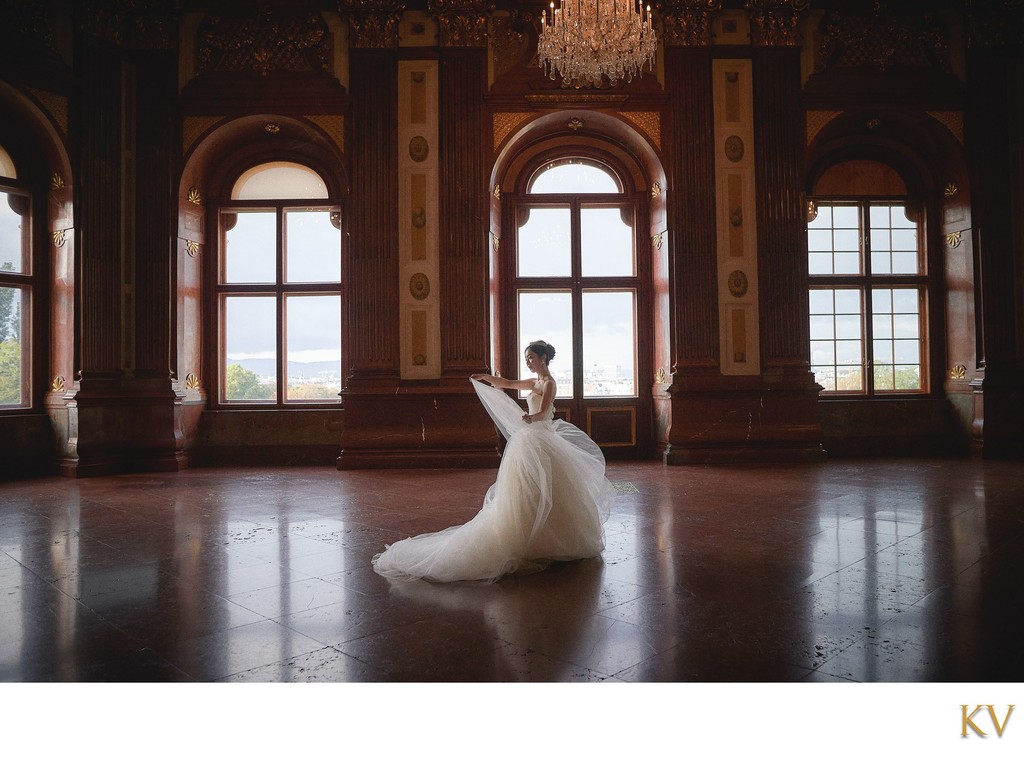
top-left (1, 458), bottom-right (1022, 682)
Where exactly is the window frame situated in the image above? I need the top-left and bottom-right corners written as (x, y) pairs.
top-left (807, 196), bottom-right (933, 398)
top-left (0, 177), bottom-right (36, 411)
top-left (213, 187), bottom-right (344, 409)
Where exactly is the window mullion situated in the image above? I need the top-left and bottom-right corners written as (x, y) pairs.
top-left (277, 206), bottom-right (285, 405)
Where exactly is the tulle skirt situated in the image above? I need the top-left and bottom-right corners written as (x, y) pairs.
top-left (372, 419), bottom-right (613, 583)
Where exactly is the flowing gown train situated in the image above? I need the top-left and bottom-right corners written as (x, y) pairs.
top-left (371, 378), bottom-right (614, 583)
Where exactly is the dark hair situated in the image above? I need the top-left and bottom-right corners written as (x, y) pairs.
top-left (525, 340), bottom-right (556, 364)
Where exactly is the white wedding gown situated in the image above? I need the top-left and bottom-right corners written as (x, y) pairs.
top-left (371, 378), bottom-right (614, 583)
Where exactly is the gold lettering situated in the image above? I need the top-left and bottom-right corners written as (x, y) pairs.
top-left (962, 705), bottom-right (986, 737)
top-left (987, 705), bottom-right (1014, 738)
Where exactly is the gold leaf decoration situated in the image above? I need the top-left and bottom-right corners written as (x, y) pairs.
top-left (51, 172), bottom-right (65, 190)
top-left (566, 117), bottom-right (585, 131)
top-left (652, 233), bottom-right (663, 250)
top-left (185, 373), bottom-right (201, 389)
top-left (944, 182), bottom-right (959, 197)
top-left (186, 239), bottom-right (200, 257)
top-left (187, 187), bottom-right (202, 205)
top-left (52, 229), bottom-right (67, 247)
top-left (950, 364), bottom-right (966, 380)
top-left (945, 231), bottom-right (962, 248)
top-left (650, 182), bottom-right (662, 198)
top-left (264, 122), bottom-right (281, 134)
top-left (655, 368), bottom-right (667, 384)
top-left (51, 375), bottom-right (65, 392)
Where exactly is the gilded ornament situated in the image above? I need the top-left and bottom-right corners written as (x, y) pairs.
top-left (491, 232), bottom-right (500, 252)
top-left (409, 136), bottom-right (430, 162)
top-left (413, 354), bottom-right (427, 366)
top-left (52, 229), bottom-right (67, 247)
top-left (944, 182), bottom-right (959, 197)
top-left (945, 231), bottom-right (962, 249)
top-left (51, 172), bottom-right (65, 190)
top-left (493, 185), bottom-right (501, 199)
top-left (264, 122), bottom-right (281, 134)
top-left (187, 187), bottom-right (202, 205)
top-left (652, 233), bottom-right (663, 250)
top-left (186, 239), bottom-right (200, 257)
top-left (728, 269), bottom-right (748, 297)
top-left (655, 367), bottom-right (667, 384)
top-left (567, 117), bottom-right (585, 132)
top-left (730, 207), bottom-right (743, 227)
top-left (51, 375), bottom-right (65, 392)
top-left (412, 207), bottom-right (427, 228)
top-left (410, 273), bottom-right (431, 300)
top-left (650, 182), bottom-right (662, 198)
top-left (185, 373), bottom-right (201, 389)
top-left (950, 364), bottom-right (967, 380)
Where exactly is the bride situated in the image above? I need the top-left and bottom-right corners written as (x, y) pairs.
top-left (371, 340), bottom-right (614, 583)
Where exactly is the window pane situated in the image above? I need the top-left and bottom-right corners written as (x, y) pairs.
top-left (223, 211), bottom-right (276, 283)
top-left (807, 229), bottom-right (833, 252)
top-left (517, 207), bottom-right (571, 277)
top-left (529, 162), bottom-right (619, 193)
top-left (285, 295), bottom-right (341, 401)
top-left (807, 205), bottom-right (832, 229)
top-left (834, 252), bottom-right (860, 275)
top-left (582, 290), bottom-right (636, 397)
top-left (518, 290), bottom-right (573, 397)
top-left (809, 287), bottom-right (864, 394)
top-left (871, 287), bottom-right (923, 392)
top-left (0, 189), bottom-right (28, 274)
top-left (0, 286), bottom-right (24, 405)
top-left (832, 205), bottom-right (859, 228)
top-left (232, 162), bottom-right (329, 200)
top-left (806, 205), bottom-right (862, 276)
top-left (285, 209), bottom-right (341, 283)
top-left (581, 206), bottom-right (634, 277)
top-left (224, 296), bottom-right (276, 402)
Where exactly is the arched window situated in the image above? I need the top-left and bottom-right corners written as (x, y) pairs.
top-left (216, 161), bottom-right (342, 405)
top-left (514, 158), bottom-right (639, 399)
top-left (0, 146), bottom-right (32, 408)
top-left (808, 160), bottom-right (930, 395)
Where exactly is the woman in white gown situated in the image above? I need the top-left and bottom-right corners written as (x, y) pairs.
top-left (371, 340), bottom-right (614, 583)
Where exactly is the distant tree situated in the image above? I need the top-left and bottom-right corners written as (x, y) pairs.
top-left (225, 363), bottom-right (274, 400)
top-left (0, 337), bottom-right (20, 404)
top-left (0, 262), bottom-right (15, 341)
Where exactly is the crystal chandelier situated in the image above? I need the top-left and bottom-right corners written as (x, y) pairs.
top-left (537, 0), bottom-right (657, 89)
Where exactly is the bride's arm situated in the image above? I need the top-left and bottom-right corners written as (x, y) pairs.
top-left (471, 373), bottom-right (534, 391)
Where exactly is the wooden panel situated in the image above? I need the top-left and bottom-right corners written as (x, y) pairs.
top-left (587, 406), bottom-right (636, 447)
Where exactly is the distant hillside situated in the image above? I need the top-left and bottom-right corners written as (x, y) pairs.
top-left (228, 358), bottom-right (340, 380)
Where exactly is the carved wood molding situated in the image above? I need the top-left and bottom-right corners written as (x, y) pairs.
top-left (815, 4), bottom-right (952, 73)
top-left (339, 0), bottom-right (402, 49)
top-left (658, 0), bottom-right (723, 47)
top-left (197, 7), bottom-right (330, 75)
top-left (745, 0), bottom-right (809, 47)
top-left (429, 0), bottom-right (494, 47)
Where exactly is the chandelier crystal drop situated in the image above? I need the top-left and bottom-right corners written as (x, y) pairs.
top-left (538, 0), bottom-right (657, 89)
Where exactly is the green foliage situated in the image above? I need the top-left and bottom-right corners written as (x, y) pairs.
top-left (225, 363), bottom-right (275, 400)
top-left (0, 338), bottom-right (21, 404)
top-left (0, 263), bottom-right (16, 342)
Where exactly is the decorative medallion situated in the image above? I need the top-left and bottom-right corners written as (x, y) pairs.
top-left (655, 367), bottom-right (667, 384)
top-left (187, 186), bottom-right (202, 205)
top-left (52, 229), bottom-right (67, 247)
top-left (51, 375), bottom-right (65, 392)
top-left (185, 373), bottom-right (201, 389)
top-left (728, 269), bottom-right (748, 298)
top-left (730, 207), bottom-right (743, 227)
top-left (950, 364), bottom-right (967, 380)
top-left (409, 272), bottom-right (430, 300)
top-left (945, 231), bottom-right (962, 248)
top-left (51, 172), bottom-right (65, 190)
top-left (867, 118), bottom-right (881, 130)
top-left (413, 354), bottom-right (427, 366)
top-left (944, 182), bottom-right (959, 197)
top-left (567, 117), bottom-right (585, 131)
top-left (264, 122), bottom-right (281, 134)
top-left (724, 135), bottom-right (744, 162)
top-left (650, 182), bottom-right (662, 198)
top-left (409, 136), bottom-right (429, 162)
top-left (186, 239), bottom-right (200, 257)
top-left (412, 207), bottom-right (426, 228)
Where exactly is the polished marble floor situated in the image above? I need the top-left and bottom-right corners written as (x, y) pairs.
top-left (0, 457), bottom-right (1022, 683)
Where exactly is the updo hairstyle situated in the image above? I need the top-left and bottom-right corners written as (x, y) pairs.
top-left (526, 340), bottom-right (556, 364)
